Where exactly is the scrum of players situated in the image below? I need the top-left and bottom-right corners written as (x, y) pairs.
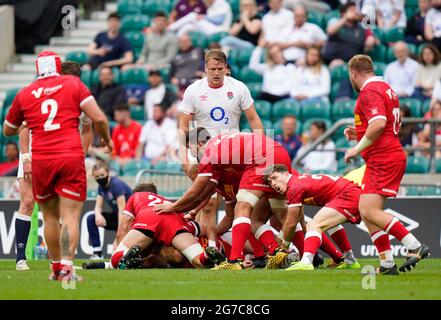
top-left (3, 50), bottom-right (430, 281)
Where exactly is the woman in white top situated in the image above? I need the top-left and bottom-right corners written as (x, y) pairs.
top-left (289, 45), bottom-right (331, 107)
top-left (297, 120), bottom-right (337, 173)
top-left (414, 43), bottom-right (441, 101)
top-left (375, 0), bottom-right (406, 30)
top-left (249, 42), bottom-right (296, 103)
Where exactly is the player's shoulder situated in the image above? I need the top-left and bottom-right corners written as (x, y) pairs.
top-left (225, 76), bottom-right (247, 89)
top-left (185, 78), bottom-right (206, 93)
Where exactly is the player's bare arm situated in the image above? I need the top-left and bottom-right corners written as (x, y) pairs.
top-left (154, 175), bottom-right (212, 213)
top-left (19, 128), bottom-right (32, 182)
top-left (244, 106), bottom-right (264, 131)
top-left (116, 213), bottom-right (133, 245)
top-left (179, 181), bottom-right (217, 213)
top-left (178, 111), bottom-right (192, 172)
top-left (215, 202), bottom-right (235, 235)
top-left (344, 118), bottom-right (386, 164)
top-left (80, 116), bottom-right (93, 154)
top-left (81, 98), bottom-right (113, 153)
top-left (279, 206), bottom-right (302, 251)
top-left (115, 195), bottom-right (127, 243)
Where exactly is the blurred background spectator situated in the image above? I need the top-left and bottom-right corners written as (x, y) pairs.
top-left (274, 115), bottom-right (302, 160)
top-left (405, 0), bottom-right (431, 45)
top-left (144, 70), bottom-right (178, 120)
top-left (170, 33), bottom-right (205, 92)
top-left (399, 105), bottom-right (420, 154)
top-left (86, 12), bottom-right (133, 69)
top-left (91, 66), bottom-right (127, 119)
top-left (424, 0), bottom-right (441, 51)
top-left (169, 0), bottom-right (207, 23)
top-left (133, 11), bottom-right (178, 71)
top-left (260, 0), bottom-right (294, 42)
top-left (289, 46), bottom-right (331, 106)
top-left (417, 100), bottom-right (441, 158)
top-left (220, 0), bottom-right (262, 51)
top-left (276, 5), bottom-right (327, 64)
top-left (138, 105), bottom-right (178, 165)
top-left (249, 43), bottom-right (295, 103)
top-left (297, 121), bottom-right (337, 172)
top-left (414, 43), bottom-right (441, 101)
top-left (374, 0), bottom-right (406, 30)
top-left (0, 142), bottom-right (19, 176)
top-left (322, 1), bottom-right (376, 67)
top-left (168, 0), bottom-right (233, 36)
top-left (384, 41), bottom-right (419, 98)
top-left (111, 104), bottom-right (142, 166)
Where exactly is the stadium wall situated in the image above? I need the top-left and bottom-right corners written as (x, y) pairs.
top-left (0, 198), bottom-right (440, 259)
top-left (0, 5), bottom-right (14, 72)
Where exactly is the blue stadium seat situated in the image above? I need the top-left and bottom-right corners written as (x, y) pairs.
top-left (120, 14), bottom-right (150, 33)
top-left (406, 156), bottom-right (430, 173)
top-left (331, 99), bottom-right (355, 120)
top-left (272, 99), bottom-right (301, 121)
top-left (153, 161), bottom-right (182, 172)
top-left (254, 100), bottom-right (272, 120)
top-left (117, 0), bottom-right (143, 16)
top-left (121, 68), bottom-right (149, 85)
top-left (302, 118), bottom-right (332, 134)
top-left (399, 98), bottom-right (421, 117)
top-left (122, 159), bottom-right (151, 176)
top-left (301, 100), bottom-right (331, 120)
top-left (65, 51), bottom-right (89, 65)
top-left (239, 66), bottom-right (263, 83)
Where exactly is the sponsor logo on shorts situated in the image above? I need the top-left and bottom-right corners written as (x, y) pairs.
top-left (36, 193), bottom-right (52, 200)
top-left (133, 223), bottom-right (148, 228)
top-left (252, 183), bottom-right (270, 188)
top-left (62, 188), bottom-right (80, 197)
top-left (343, 209), bottom-right (355, 218)
top-left (382, 188), bottom-right (397, 195)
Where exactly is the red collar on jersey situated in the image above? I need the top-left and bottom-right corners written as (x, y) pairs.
top-left (208, 82), bottom-right (224, 89)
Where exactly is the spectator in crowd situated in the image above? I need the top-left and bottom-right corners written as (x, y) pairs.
top-left (111, 104), bottom-right (142, 166)
top-left (406, 0), bottom-right (431, 45)
top-left (289, 46), bottom-right (331, 106)
top-left (91, 66), bottom-right (127, 119)
top-left (169, 0), bottom-right (207, 23)
top-left (220, 0), bottom-right (262, 51)
top-left (86, 12), bottom-right (133, 70)
top-left (398, 105), bottom-right (419, 154)
top-left (260, 0), bottom-right (294, 42)
top-left (274, 115), bottom-right (302, 160)
top-left (284, 0), bottom-right (332, 13)
top-left (0, 142), bottom-right (19, 176)
top-left (133, 12), bottom-right (178, 71)
top-left (417, 100), bottom-right (441, 158)
top-left (274, 5), bottom-right (327, 64)
top-left (249, 41), bottom-right (296, 103)
top-left (384, 41), bottom-right (419, 98)
top-left (322, 1), bottom-right (376, 67)
top-left (297, 121), bottom-right (337, 172)
top-left (415, 43), bottom-right (441, 101)
top-left (144, 70), bottom-right (178, 120)
top-left (430, 80), bottom-right (441, 110)
top-left (168, 0), bottom-right (233, 36)
top-left (374, 0), bottom-right (406, 30)
top-left (424, 0), bottom-right (441, 51)
top-left (170, 33), bottom-right (205, 91)
top-left (137, 105), bottom-right (178, 165)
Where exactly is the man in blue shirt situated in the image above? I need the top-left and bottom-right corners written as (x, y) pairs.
top-left (86, 12), bottom-right (133, 69)
top-left (274, 115), bottom-right (302, 161)
top-left (87, 162), bottom-right (133, 259)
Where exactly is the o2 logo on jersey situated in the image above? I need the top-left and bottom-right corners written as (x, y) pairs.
top-left (210, 106), bottom-right (229, 124)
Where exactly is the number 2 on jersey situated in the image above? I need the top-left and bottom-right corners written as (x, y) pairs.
top-left (41, 99), bottom-right (60, 131)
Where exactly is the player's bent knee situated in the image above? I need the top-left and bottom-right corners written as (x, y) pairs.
top-left (111, 243), bottom-right (129, 268)
top-left (181, 243), bottom-right (204, 267)
top-left (236, 190), bottom-right (260, 208)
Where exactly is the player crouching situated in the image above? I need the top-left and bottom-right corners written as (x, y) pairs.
top-left (265, 165), bottom-right (361, 271)
top-left (110, 183), bottom-right (225, 269)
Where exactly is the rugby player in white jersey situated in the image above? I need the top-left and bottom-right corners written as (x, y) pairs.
top-left (177, 49), bottom-right (263, 250)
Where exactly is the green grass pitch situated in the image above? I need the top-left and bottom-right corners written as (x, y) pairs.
top-left (0, 259), bottom-right (440, 300)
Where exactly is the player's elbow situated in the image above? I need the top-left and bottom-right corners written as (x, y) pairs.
top-left (3, 125), bottom-right (16, 136)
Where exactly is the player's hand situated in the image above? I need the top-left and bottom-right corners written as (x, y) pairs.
top-left (344, 126), bottom-right (357, 141)
top-left (154, 203), bottom-right (175, 214)
top-left (103, 140), bottom-right (114, 154)
top-left (23, 161), bottom-right (32, 182)
top-left (18, 121), bottom-right (28, 133)
top-left (184, 210), bottom-right (197, 221)
top-left (95, 214), bottom-right (107, 227)
top-left (344, 147), bottom-right (358, 164)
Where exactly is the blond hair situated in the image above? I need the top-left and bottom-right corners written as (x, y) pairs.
top-left (205, 49), bottom-right (227, 65)
top-left (348, 54), bottom-right (374, 74)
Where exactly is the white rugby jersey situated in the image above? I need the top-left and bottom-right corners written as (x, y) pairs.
top-left (179, 76), bottom-right (254, 135)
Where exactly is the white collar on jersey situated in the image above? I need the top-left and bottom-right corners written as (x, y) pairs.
top-left (360, 76), bottom-right (384, 91)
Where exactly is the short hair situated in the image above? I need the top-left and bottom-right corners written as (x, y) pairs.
top-left (205, 49), bottom-right (227, 65)
top-left (6, 141), bottom-right (18, 149)
top-left (61, 61), bottom-right (81, 77)
top-left (108, 12), bottom-right (120, 20)
top-left (283, 114), bottom-right (297, 121)
top-left (133, 183), bottom-right (158, 194)
top-left (99, 66), bottom-right (113, 74)
top-left (348, 54), bottom-right (374, 74)
top-left (400, 105), bottom-right (411, 118)
top-left (154, 11), bottom-right (167, 18)
top-left (311, 120), bottom-right (327, 131)
top-left (114, 103), bottom-right (130, 112)
top-left (92, 162), bottom-right (109, 173)
top-left (420, 43), bottom-right (441, 66)
top-left (263, 164), bottom-right (289, 184)
top-left (185, 127), bottom-right (212, 147)
top-left (340, 1), bottom-right (356, 14)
